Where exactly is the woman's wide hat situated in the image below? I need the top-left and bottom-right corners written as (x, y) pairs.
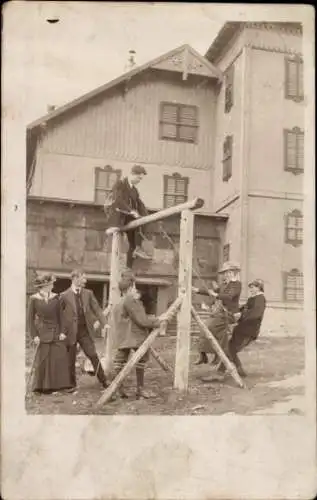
top-left (218, 261), bottom-right (241, 273)
top-left (34, 273), bottom-right (56, 289)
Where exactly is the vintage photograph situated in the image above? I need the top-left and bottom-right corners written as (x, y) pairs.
top-left (24, 11), bottom-right (306, 417)
top-left (2, 3), bottom-right (315, 500)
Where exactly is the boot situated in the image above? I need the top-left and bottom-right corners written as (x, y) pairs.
top-left (135, 368), bottom-right (154, 399)
top-left (194, 352), bottom-right (208, 365)
top-left (133, 246), bottom-right (152, 260)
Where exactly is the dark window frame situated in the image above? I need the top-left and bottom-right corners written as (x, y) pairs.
top-left (224, 64), bottom-right (234, 113)
top-left (94, 165), bottom-right (121, 205)
top-left (223, 243), bottom-right (230, 262)
top-left (284, 55), bottom-right (304, 103)
top-left (222, 135), bottom-right (233, 182)
top-left (159, 102), bottom-right (199, 144)
top-left (285, 209), bottom-right (303, 247)
top-left (163, 173), bottom-right (189, 208)
top-left (284, 127), bottom-right (304, 175)
top-left (283, 268), bottom-right (304, 303)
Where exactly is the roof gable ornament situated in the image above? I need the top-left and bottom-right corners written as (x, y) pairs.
top-left (150, 45), bottom-right (221, 80)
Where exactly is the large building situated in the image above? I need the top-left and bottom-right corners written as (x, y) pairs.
top-left (26, 22), bottom-right (304, 334)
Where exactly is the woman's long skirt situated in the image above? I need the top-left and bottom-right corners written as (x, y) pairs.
top-left (32, 341), bottom-right (71, 392)
top-left (198, 309), bottom-right (230, 354)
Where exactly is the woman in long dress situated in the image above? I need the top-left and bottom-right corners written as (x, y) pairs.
top-left (27, 273), bottom-right (72, 394)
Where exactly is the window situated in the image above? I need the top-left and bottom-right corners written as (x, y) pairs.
top-left (94, 165), bottom-right (121, 205)
top-left (163, 173), bottom-right (189, 208)
top-left (285, 56), bottom-right (304, 102)
top-left (223, 243), bottom-right (230, 262)
top-left (283, 269), bottom-right (304, 303)
top-left (284, 127), bottom-right (304, 175)
top-left (285, 209), bottom-right (303, 246)
top-left (224, 65), bottom-right (234, 113)
top-left (159, 102), bottom-right (199, 143)
top-left (222, 135), bottom-right (233, 181)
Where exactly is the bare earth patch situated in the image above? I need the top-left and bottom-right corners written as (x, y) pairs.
top-left (25, 336), bottom-right (304, 416)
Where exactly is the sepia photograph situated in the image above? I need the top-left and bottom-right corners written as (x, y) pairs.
top-left (24, 11), bottom-right (306, 417)
top-left (2, 2), bottom-right (315, 499)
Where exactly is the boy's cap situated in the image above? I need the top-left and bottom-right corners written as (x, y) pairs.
top-left (131, 164), bottom-right (147, 175)
top-left (248, 279), bottom-right (264, 292)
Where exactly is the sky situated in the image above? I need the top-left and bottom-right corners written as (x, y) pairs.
top-left (3, 2), bottom-right (308, 127)
top-left (3, 2), bottom-right (225, 125)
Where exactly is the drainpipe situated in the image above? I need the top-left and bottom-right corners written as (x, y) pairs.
top-left (239, 44), bottom-right (252, 300)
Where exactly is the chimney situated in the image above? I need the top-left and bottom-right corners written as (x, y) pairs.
top-left (125, 49), bottom-right (136, 71)
top-left (47, 105), bottom-right (56, 113)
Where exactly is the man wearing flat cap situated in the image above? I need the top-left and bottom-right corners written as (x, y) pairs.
top-left (104, 164), bottom-right (152, 268)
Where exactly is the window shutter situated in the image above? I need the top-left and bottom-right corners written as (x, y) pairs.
top-left (160, 102), bottom-right (198, 143)
top-left (161, 103), bottom-right (178, 123)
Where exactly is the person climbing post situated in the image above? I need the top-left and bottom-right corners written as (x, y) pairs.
top-left (104, 164), bottom-right (152, 268)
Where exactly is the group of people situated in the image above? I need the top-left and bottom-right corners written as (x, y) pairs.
top-left (27, 262), bottom-right (266, 401)
top-left (27, 164), bottom-right (266, 400)
top-left (192, 260), bottom-right (266, 379)
top-left (27, 269), bottom-right (166, 400)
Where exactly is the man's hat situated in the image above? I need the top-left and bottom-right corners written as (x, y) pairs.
top-left (218, 261), bottom-right (241, 273)
top-left (34, 273), bottom-right (56, 289)
top-left (131, 164), bottom-right (147, 175)
top-left (248, 279), bottom-right (264, 292)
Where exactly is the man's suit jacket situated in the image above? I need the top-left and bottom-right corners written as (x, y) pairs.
top-left (60, 287), bottom-right (107, 345)
top-left (104, 177), bottom-right (148, 229)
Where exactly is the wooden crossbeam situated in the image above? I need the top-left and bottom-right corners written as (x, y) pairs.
top-left (191, 306), bottom-right (245, 389)
top-left (119, 198), bottom-right (204, 232)
top-left (95, 295), bottom-right (184, 408)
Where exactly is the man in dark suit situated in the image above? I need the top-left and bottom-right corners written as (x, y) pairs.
top-left (104, 164), bottom-right (152, 268)
top-left (60, 269), bottom-right (109, 389)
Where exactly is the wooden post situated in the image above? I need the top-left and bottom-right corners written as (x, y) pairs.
top-left (191, 306), bottom-right (245, 389)
top-left (104, 232), bottom-right (123, 374)
top-left (95, 295), bottom-right (183, 408)
top-left (174, 209), bottom-right (194, 391)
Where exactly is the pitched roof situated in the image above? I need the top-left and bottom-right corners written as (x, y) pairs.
top-left (27, 44), bottom-right (222, 131)
top-left (205, 21), bottom-right (303, 63)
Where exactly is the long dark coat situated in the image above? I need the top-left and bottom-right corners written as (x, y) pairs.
top-left (231, 293), bottom-right (266, 346)
top-left (27, 293), bottom-right (71, 392)
top-left (59, 287), bottom-right (107, 345)
top-left (104, 177), bottom-right (148, 229)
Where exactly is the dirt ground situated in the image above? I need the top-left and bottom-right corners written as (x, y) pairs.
top-left (25, 336), bottom-right (305, 416)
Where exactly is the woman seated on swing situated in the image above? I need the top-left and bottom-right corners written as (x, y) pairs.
top-left (192, 261), bottom-right (242, 366)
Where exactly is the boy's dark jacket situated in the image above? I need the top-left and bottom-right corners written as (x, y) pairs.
top-left (104, 177), bottom-right (148, 229)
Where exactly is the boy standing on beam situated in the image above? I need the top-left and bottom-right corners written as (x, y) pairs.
top-left (112, 274), bottom-right (164, 400)
top-left (104, 164), bottom-right (152, 268)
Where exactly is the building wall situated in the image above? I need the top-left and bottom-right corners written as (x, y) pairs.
top-left (33, 72), bottom-right (217, 169)
top-left (30, 152), bottom-right (214, 213)
top-left (248, 47), bottom-right (304, 195)
top-left (247, 196), bottom-right (303, 302)
top-left (27, 199), bottom-right (225, 283)
top-left (212, 50), bottom-right (244, 211)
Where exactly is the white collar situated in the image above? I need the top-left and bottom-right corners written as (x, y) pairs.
top-left (71, 285), bottom-right (81, 294)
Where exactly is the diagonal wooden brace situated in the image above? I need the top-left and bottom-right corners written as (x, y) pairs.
top-left (149, 347), bottom-right (173, 373)
top-left (95, 295), bottom-right (184, 408)
top-left (191, 306), bottom-right (246, 389)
